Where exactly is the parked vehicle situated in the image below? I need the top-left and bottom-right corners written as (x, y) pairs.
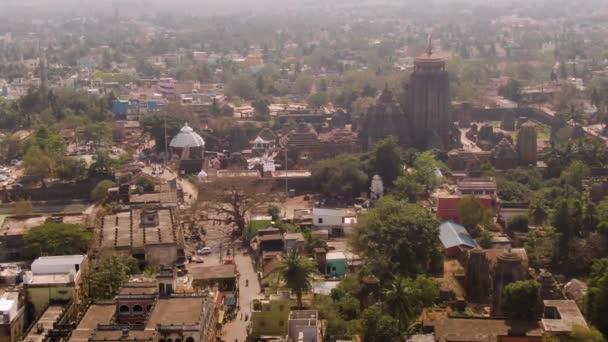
top-left (197, 247), bottom-right (212, 255)
top-left (192, 256), bottom-right (205, 263)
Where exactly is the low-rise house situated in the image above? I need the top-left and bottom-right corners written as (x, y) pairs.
top-left (0, 290), bottom-right (25, 342)
top-left (325, 251), bottom-right (348, 277)
top-left (23, 255), bottom-right (88, 318)
top-left (250, 291), bottom-right (293, 339)
top-left (190, 264), bottom-right (237, 291)
top-left (438, 222), bottom-right (478, 257)
top-left (283, 233), bottom-right (305, 252)
top-left (312, 208), bottom-right (357, 237)
top-left (288, 310), bottom-right (322, 342)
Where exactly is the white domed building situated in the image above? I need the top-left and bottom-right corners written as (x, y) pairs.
top-left (169, 123), bottom-right (205, 173)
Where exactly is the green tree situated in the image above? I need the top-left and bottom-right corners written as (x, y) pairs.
top-left (392, 173), bottom-right (423, 203)
top-left (85, 254), bottom-right (139, 300)
top-left (507, 214), bottom-right (529, 232)
top-left (478, 229), bottom-right (493, 249)
top-left (307, 92), bottom-right (328, 109)
top-left (552, 198), bottom-right (575, 257)
top-left (371, 136), bottom-right (403, 188)
top-left (498, 79), bottom-right (522, 102)
top-left (352, 196), bottom-right (440, 281)
top-left (359, 304), bottom-right (401, 342)
top-left (568, 325), bottom-right (606, 342)
top-left (459, 196), bottom-right (492, 236)
top-left (413, 151), bottom-right (442, 191)
top-left (311, 154), bottom-right (368, 198)
top-left (501, 280), bottom-right (542, 319)
top-left (561, 160), bottom-right (590, 193)
top-left (525, 227), bottom-right (559, 268)
top-left (24, 223), bottom-right (92, 259)
top-left (22, 145), bottom-right (53, 182)
top-left (251, 98), bottom-right (270, 117)
top-left (384, 275), bottom-right (438, 330)
top-left (528, 197), bottom-right (548, 226)
top-left (278, 250), bottom-right (318, 308)
top-left (91, 180), bottom-right (116, 203)
top-left (55, 157), bottom-right (88, 182)
top-left (587, 258), bottom-right (608, 336)
top-left (88, 149), bottom-right (115, 177)
top-left (141, 114), bottom-right (184, 152)
top-left (226, 76), bottom-right (257, 99)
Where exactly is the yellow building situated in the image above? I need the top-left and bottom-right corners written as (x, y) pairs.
top-left (249, 291), bottom-right (293, 338)
top-left (23, 255), bottom-right (87, 318)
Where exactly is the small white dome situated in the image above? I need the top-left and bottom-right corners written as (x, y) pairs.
top-left (169, 123), bottom-right (205, 148)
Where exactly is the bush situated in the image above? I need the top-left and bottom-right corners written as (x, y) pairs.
top-left (507, 214), bottom-right (529, 232)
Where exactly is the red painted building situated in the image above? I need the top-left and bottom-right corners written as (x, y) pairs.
top-left (437, 195), bottom-right (495, 223)
top-left (115, 282), bottom-right (158, 324)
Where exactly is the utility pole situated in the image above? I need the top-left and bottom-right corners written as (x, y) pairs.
top-left (219, 243), bottom-right (223, 264)
top-left (284, 148), bottom-right (288, 196)
top-left (163, 114), bottom-right (168, 172)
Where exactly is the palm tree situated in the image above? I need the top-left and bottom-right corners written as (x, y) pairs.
top-left (384, 276), bottom-right (415, 331)
top-left (528, 198), bottom-right (548, 226)
top-left (278, 250), bottom-right (317, 308)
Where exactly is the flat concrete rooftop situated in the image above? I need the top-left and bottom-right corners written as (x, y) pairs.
top-left (100, 208), bottom-right (179, 249)
top-left (146, 296), bottom-right (205, 327)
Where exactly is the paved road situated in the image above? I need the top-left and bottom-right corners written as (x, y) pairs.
top-left (223, 252), bottom-right (261, 342)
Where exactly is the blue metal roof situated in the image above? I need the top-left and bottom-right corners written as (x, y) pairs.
top-left (438, 221), bottom-right (478, 249)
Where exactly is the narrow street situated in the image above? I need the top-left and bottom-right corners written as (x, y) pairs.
top-left (223, 253), bottom-right (261, 342)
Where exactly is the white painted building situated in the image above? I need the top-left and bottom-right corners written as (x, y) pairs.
top-left (312, 208), bottom-right (357, 237)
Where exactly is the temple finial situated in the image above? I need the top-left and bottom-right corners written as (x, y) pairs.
top-left (426, 33), bottom-right (433, 57)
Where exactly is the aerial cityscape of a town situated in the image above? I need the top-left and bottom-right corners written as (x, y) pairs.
top-left (0, 0), bottom-right (608, 341)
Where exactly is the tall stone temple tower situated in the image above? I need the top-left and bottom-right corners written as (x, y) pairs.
top-left (464, 249), bottom-right (491, 304)
top-left (407, 39), bottom-right (455, 150)
top-left (517, 123), bottom-right (537, 166)
top-left (491, 250), bottom-right (527, 316)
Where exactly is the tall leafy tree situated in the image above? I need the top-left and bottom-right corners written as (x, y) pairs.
top-left (311, 154), bottom-right (368, 198)
top-left (459, 196), bottom-right (492, 236)
top-left (352, 196), bottom-right (440, 282)
top-left (278, 250), bottom-right (317, 308)
top-left (501, 280), bottom-right (542, 319)
top-left (371, 136), bottom-right (402, 188)
top-left (22, 145), bottom-right (53, 182)
top-left (413, 151), bottom-right (442, 191)
top-left (384, 275), bottom-right (438, 330)
top-left (587, 258), bottom-right (608, 336)
top-left (24, 223), bottom-right (92, 259)
top-left (528, 197), bottom-right (549, 226)
top-left (85, 255), bottom-right (139, 300)
top-left (359, 304), bottom-right (401, 342)
top-left (392, 173), bottom-right (423, 203)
